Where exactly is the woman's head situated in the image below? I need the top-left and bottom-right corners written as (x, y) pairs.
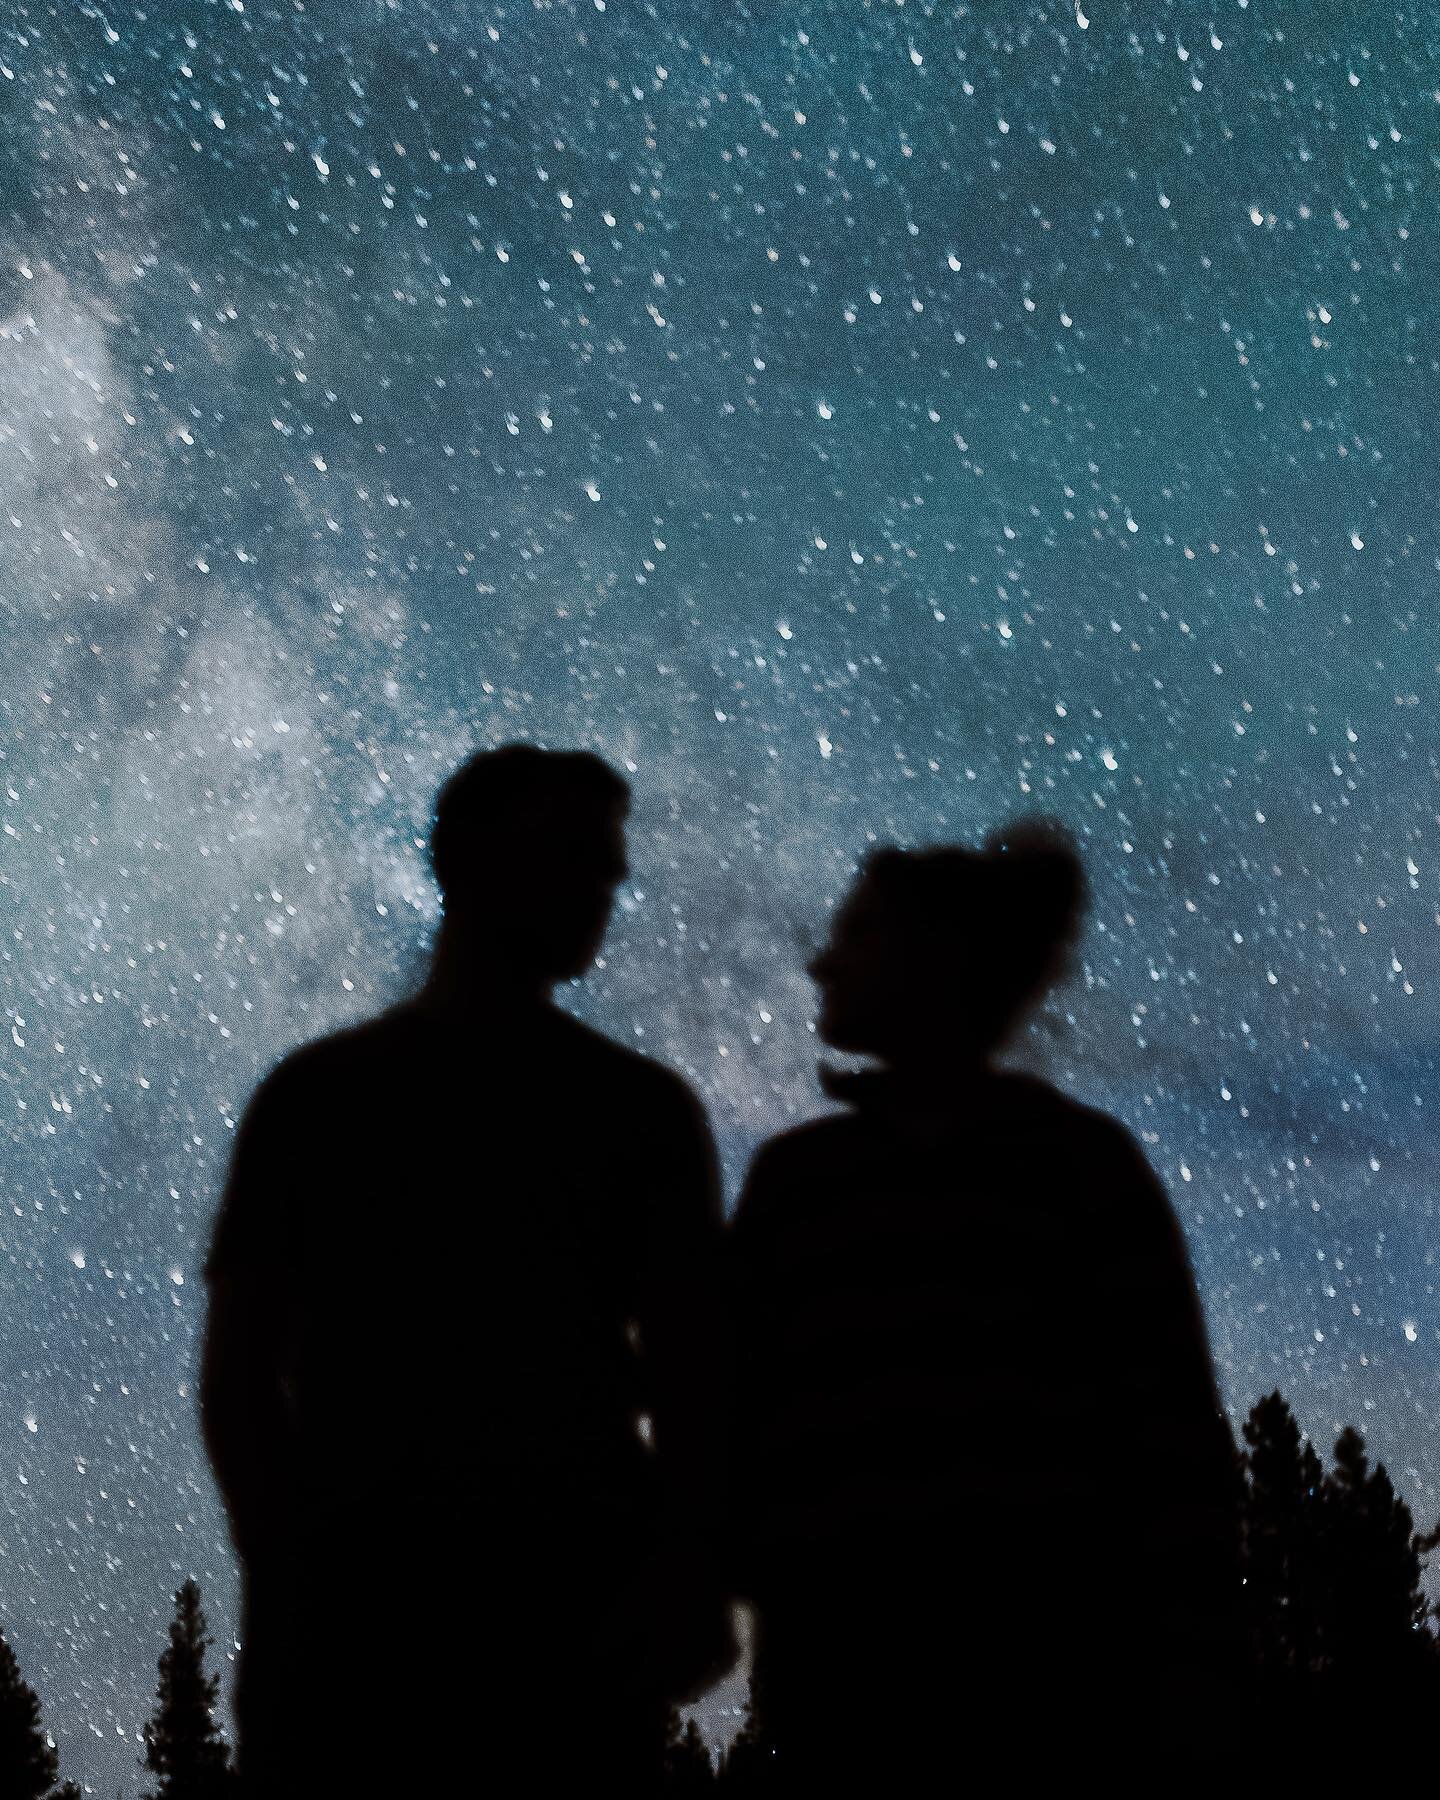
top-left (810, 819), bottom-right (1087, 1064)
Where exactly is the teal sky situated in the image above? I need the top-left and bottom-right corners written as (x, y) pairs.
top-left (1, 3), bottom-right (1436, 1788)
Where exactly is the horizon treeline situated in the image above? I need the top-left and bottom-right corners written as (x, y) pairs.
top-left (3, 1390), bottom-right (1436, 1796)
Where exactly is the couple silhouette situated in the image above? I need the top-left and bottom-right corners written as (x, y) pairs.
top-left (201, 745), bottom-right (1240, 1795)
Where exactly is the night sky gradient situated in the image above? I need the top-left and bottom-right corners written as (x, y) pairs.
top-left (1, 2), bottom-right (1437, 1790)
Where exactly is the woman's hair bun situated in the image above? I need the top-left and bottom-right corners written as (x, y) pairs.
top-left (981, 814), bottom-right (1079, 862)
top-left (980, 816), bottom-right (1087, 955)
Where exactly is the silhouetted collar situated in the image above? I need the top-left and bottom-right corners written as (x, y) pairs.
top-left (420, 920), bottom-right (552, 1013)
top-left (408, 975), bottom-right (555, 1027)
top-left (821, 1061), bottom-right (1048, 1130)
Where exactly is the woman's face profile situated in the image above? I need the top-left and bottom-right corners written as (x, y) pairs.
top-left (810, 858), bottom-right (1028, 1063)
top-left (809, 884), bottom-right (912, 1055)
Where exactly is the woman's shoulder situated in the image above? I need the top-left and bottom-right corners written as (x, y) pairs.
top-left (752, 1110), bottom-right (869, 1176)
top-left (979, 1074), bottom-right (1168, 1201)
top-left (733, 1112), bottom-right (871, 1219)
top-left (992, 1071), bottom-right (1131, 1144)
top-left (1003, 1078), bottom-right (1179, 1234)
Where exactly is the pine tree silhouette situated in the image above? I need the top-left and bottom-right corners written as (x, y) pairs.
top-left (0, 1626), bottom-right (62, 1800)
top-left (1240, 1391), bottom-right (1439, 1683)
top-left (1322, 1424), bottom-right (1437, 1679)
top-left (141, 1582), bottom-right (235, 1800)
top-left (664, 1709), bottom-right (716, 1792)
top-left (715, 1679), bottom-right (774, 1793)
top-left (1240, 1390), bottom-right (1328, 1674)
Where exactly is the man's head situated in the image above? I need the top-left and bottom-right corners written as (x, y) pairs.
top-left (429, 745), bottom-right (630, 984)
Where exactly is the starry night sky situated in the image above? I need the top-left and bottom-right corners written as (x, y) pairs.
top-left (1, 1), bottom-right (1436, 1789)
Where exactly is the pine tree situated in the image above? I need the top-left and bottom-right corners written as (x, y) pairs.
top-left (716, 1678), bottom-right (774, 1793)
top-left (1240, 1392), bottom-right (1440, 1683)
top-left (141, 1581), bottom-right (235, 1800)
top-left (1240, 1390), bottom-right (1327, 1673)
top-left (0, 1627), bottom-right (61, 1800)
top-left (1321, 1424), bottom-right (1437, 1679)
top-left (664, 1709), bottom-right (716, 1792)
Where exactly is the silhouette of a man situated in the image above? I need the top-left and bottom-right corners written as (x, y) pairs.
top-left (202, 746), bottom-right (730, 1794)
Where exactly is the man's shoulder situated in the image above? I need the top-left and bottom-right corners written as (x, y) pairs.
top-left (263, 1009), bottom-right (406, 1079)
top-left (242, 1007), bottom-right (424, 1121)
top-left (548, 1008), bottom-right (704, 1119)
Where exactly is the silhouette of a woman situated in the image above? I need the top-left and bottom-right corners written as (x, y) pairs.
top-left (729, 824), bottom-right (1239, 1784)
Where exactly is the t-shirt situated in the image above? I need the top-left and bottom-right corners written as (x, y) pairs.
top-left (203, 995), bottom-right (725, 1739)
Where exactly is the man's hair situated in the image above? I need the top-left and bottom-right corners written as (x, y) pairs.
top-left (429, 744), bottom-right (629, 903)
